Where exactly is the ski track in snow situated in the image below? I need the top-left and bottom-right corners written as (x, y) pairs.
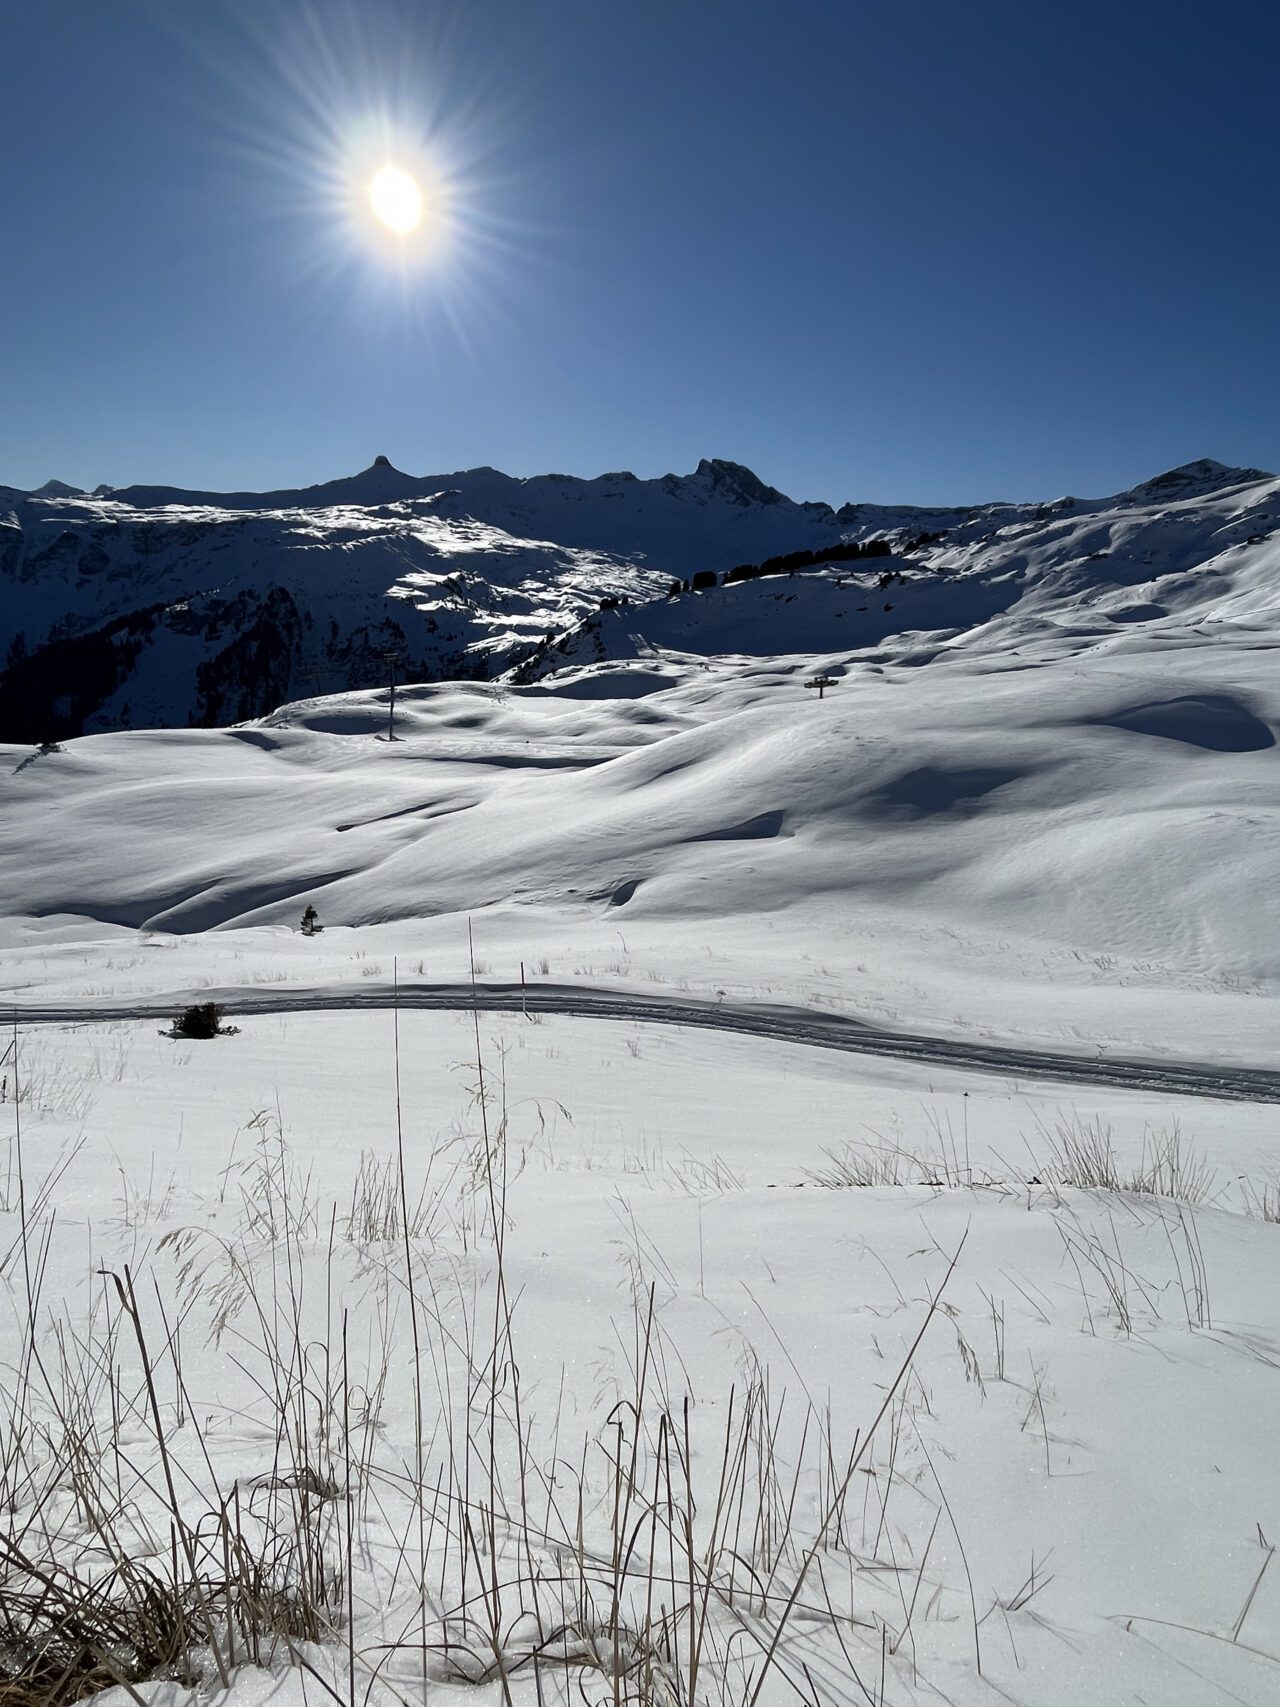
top-left (11, 982), bottom-right (1280, 1103)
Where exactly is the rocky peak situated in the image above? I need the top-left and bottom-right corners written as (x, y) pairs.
top-left (1126, 458), bottom-right (1271, 502)
top-left (31, 478), bottom-right (84, 499)
top-left (690, 459), bottom-right (788, 508)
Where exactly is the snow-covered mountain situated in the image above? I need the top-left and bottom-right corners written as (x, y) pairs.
top-left (2, 453), bottom-right (1276, 741)
top-left (528, 457), bottom-right (1280, 678)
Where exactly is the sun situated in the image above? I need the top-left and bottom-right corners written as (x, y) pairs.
top-left (369, 164), bottom-right (424, 236)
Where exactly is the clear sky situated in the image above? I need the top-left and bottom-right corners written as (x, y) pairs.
top-left (3, 0), bottom-right (1277, 505)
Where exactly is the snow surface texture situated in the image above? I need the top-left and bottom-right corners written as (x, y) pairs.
top-left (5, 617), bottom-right (1280, 1062)
top-left (1, 454), bottom-right (1279, 1706)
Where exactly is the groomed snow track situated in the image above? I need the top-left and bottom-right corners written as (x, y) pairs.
top-left (8, 982), bottom-right (1280, 1105)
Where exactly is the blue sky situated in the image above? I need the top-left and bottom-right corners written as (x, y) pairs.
top-left (3, 0), bottom-right (1277, 504)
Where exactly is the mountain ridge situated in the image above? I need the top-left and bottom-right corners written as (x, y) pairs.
top-left (12, 453), bottom-right (1270, 518)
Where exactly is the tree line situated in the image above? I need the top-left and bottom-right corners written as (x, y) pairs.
top-left (668, 536), bottom-right (894, 596)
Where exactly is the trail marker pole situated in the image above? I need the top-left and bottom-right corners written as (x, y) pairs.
top-left (805, 673), bottom-right (838, 701)
top-left (382, 651), bottom-right (404, 741)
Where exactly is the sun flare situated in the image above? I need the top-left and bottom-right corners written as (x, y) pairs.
top-left (369, 164), bottom-right (424, 236)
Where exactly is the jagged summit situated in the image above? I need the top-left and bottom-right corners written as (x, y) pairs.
top-left (686, 459), bottom-right (788, 508)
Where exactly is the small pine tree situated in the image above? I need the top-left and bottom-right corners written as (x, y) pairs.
top-left (167, 1003), bottom-right (237, 1039)
top-left (301, 905), bottom-right (319, 935)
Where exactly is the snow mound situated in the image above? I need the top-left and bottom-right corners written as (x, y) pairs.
top-left (1093, 693), bottom-right (1275, 752)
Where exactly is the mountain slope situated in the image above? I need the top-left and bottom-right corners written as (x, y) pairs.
top-left (1, 455), bottom-right (1275, 742)
top-left (518, 460), bottom-right (1280, 675)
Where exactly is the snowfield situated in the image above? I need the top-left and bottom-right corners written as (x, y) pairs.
top-left (1, 456), bottom-right (1278, 1706)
